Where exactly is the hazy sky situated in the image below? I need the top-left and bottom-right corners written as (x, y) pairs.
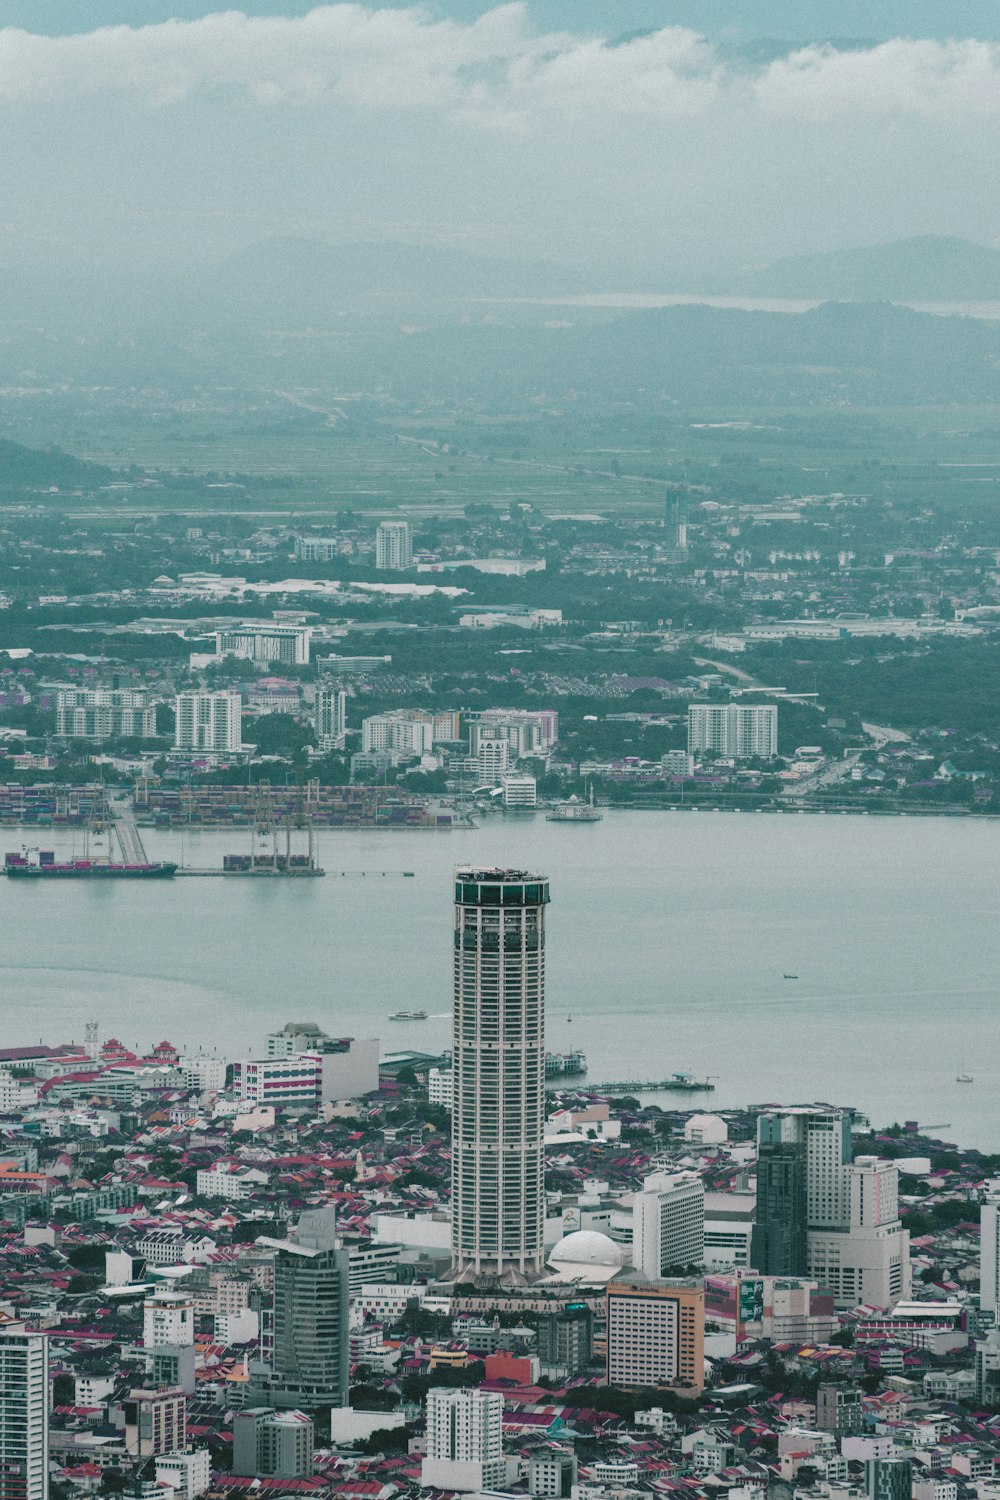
top-left (2, 1), bottom-right (999, 278)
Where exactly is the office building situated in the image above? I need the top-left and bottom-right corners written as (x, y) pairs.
top-left (215, 623), bottom-right (312, 666)
top-left (451, 868), bottom-right (548, 1279)
top-left (150, 1347), bottom-right (196, 1397)
top-left (687, 703), bottom-right (778, 759)
top-left (375, 520), bottom-right (413, 571)
top-left (174, 691), bottom-right (244, 755)
top-left (123, 1388), bottom-right (186, 1458)
top-left (703, 1190), bottom-right (756, 1269)
top-left (143, 1288), bottom-right (194, 1348)
top-left (661, 750), bottom-right (694, 776)
top-left (314, 685), bottom-right (346, 751)
top-left (501, 774), bottom-right (537, 808)
top-left (232, 1409), bottom-right (314, 1479)
top-left (536, 1304), bottom-right (594, 1379)
top-left (0, 1324), bottom-right (48, 1500)
top-left (817, 1384), bottom-right (864, 1435)
top-left (232, 1053), bottom-right (322, 1112)
top-left (632, 1171), bottom-right (705, 1277)
top-left (752, 1142), bottom-right (808, 1276)
top-left (421, 1388), bottom-right (505, 1492)
top-left (255, 1210), bottom-right (350, 1408)
top-left (529, 1449), bottom-right (578, 1499)
top-left (975, 1328), bottom-right (1000, 1405)
top-left (606, 1276), bottom-right (704, 1395)
top-left (154, 1451), bottom-right (211, 1500)
top-left (54, 688), bottom-right (155, 741)
top-left (866, 1460), bottom-right (913, 1500)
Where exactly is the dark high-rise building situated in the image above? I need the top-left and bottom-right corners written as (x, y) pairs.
top-left (536, 1304), bottom-right (594, 1379)
top-left (751, 1143), bottom-right (808, 1275)
top-left (254, 1210), bottom-right (349, 1408)
top-left (452, 868), bottom-right (549, 1279)
top-left (866, 1460), bottom-right (912, 1500)
top-left (816, 1383), bottom-right (864, 1434)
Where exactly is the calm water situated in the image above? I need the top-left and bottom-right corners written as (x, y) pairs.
top-left (1, 811), bottom-right (997, 1148)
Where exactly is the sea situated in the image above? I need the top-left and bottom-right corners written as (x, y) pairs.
top-left (1, 810), bottom-right (997, 1150)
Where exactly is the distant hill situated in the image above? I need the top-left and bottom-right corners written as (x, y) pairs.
top-left (0, 440), bottom-right (113, 491)
top-left (709, 236), bottom-right (1000, 301)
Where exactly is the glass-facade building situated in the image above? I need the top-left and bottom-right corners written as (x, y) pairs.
top-left (452, 868), bottom-right (549, 1278)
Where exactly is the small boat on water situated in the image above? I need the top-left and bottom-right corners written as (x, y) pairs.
top-left (784, 974), bottom-right (798, 980)
top-left (957, 1062), bottom-right (973, 1083)
top-left (389, 1009), bottom-right (428, 1021)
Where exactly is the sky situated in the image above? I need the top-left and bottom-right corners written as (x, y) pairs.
top-left (1, 1), bottom-right (999, 279)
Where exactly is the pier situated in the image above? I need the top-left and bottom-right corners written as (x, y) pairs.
top-left (583, 1075), bottom-right (716, 1094)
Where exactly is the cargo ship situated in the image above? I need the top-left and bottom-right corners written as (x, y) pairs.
top-left (4, 851), bottom-right (177, 879)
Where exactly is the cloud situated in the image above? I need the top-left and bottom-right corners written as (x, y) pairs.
top-left (0, 3), bottom-right (998, 126)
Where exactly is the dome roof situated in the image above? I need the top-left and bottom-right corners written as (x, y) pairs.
top-left (549, 1229), bottom-right (623, 1267)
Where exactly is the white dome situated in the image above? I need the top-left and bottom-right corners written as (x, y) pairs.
top-left (549, 1229), bottom-right (623, 1267)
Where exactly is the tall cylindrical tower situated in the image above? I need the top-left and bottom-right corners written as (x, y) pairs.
top-left (451, 867), bottom-right (549, 1278)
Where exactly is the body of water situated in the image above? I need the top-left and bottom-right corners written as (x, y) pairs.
top-left (1, 811), bottom-right (996, 1148)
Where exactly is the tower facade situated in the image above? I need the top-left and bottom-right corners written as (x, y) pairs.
top-left (254, 1210), bottom-right (349, 1407)
top-left (451, 868), bottom-right (548, 1278)
top-left (375, 520), bottom-right (413, 571)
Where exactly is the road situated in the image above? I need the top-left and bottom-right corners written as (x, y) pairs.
top-left (111, 799), bottom-right (150, 865)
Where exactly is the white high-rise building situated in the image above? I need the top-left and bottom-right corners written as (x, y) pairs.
top-left (421, 1388), bottom-right (505, 1492)
top-left (476, 737), bottom-right (510, 784)
top-left (361, 711), bottom-right (433, 757)
top-left (980, 1181), bottom-right (1000, 1316)
top-left (375, 521), bottom-right (413, 572)
top-left (174, 691), bottom-right (244, 754)
top-left (687, 703), bottom-right (778, 759)
top-left (314, 685), bottom-right (346, 751)
top-left (143, 1289), bottom-right (195, 1349)
top-left (632, 1171), bottom-right (705, 1278)
top-left (808, 1154), bottom-right (911, 1309)
top-left (452, 868), bottom-right (548, 1278)
top-left (0, 1324), bottom-right (49, 1500)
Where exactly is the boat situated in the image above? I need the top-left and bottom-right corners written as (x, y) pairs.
top-left (784, 974), bottom-right (798, 980)
top-left (389, 1010), bottom-right (428, 1021)
top-left (957, 1063), bottom-right (973, 1083)
top-left (5, 853), bottom-right (177, 879)
top-left (546, 784), bottom-right (603, 823)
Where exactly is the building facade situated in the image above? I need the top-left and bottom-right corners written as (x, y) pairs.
top-left (687, 703), bottom-right (778, 759)
top-left (215, 623), bottom-right (312, 666)
top-left (451, 868), bottom-right (548, 1279)
top-left (54, 688), bottom-right (155, 741)
top-left (232, 1409), bottom-right (314, 1479)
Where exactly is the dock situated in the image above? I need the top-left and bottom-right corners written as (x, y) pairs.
top-left (584, 1076), bottom-right (716, 1094)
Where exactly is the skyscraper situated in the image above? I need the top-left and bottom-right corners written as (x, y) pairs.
top-left (980, 1180), bottom-right (1000, 1316)
top-left (375, 520), bottom-right (413, 571)
top-left (0, 1325), bottom-right (48, 1500)
top-left (451, 867), bottom-right (548, 1279)
top-left (254, 1209), bottom-right (350, 1407)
